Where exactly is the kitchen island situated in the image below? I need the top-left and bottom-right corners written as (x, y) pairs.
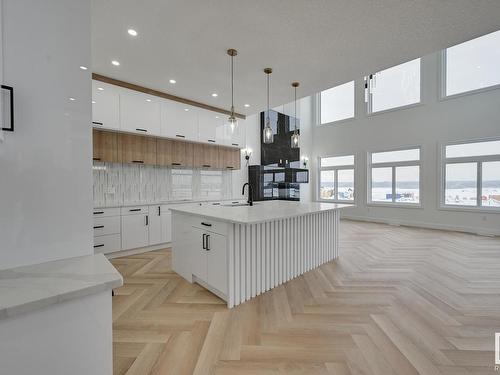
top-left (170, 201), bottom-right (350, 308)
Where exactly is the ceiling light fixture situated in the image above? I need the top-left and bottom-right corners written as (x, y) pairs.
top-left (226, 48), bottom-right (238, 133)
top-left (111, 60), bottom-right (120, 66)
top-left (263, 68), bottom-right (274, 144)
top-left (244, 104), bottom-right (250, 108)
top-left (69, 97), bottom-right (76, 101)
top-left (79, 66), bottom-right (88, 70)
top-left (211, 93), bottom-right (218, 97)
top-left (169, 79), bottom-right (176, 84)
top-left (184, 108), bottom-right (189, 111)
top-left (97, 87), bottom-right (104, 91)
top-left (291, 82), bottom-right (300, 148)
top-left (127, 29), bottom-right (138, 36)
top-left (146, 99), bottom-right (151, 102)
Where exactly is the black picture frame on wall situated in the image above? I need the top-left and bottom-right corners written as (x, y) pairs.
top-left (1, 85), bottom-right (14, 132)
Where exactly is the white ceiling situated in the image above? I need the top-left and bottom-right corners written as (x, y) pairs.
top-left (91, 0), bottom-right (500, 116)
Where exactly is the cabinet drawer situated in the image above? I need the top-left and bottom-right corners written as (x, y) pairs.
top-left (93, 207), bottom-right (120, 217)
top-left (93, 216), bottom-right (120, 236)
top-left (93, 234), bottom-right (121, 254)
top-left (192, 217), bottom-right (228, 236)
top-left (121, 206), bottom-right (149, 215)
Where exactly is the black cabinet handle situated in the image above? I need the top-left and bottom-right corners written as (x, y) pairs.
top-left (93, 225), bottom-right (104, 229)
top-left (145, 215), bottom-right (149, 226)
top-left (136, 128), bottom-right (147, 132)
top-left (202, 164), bottom-right (211, 168)
top-left (201, 222), bottom-right (212, 227)
top-left (226, 166), bottom-right (234, 169)
top-left (1, 85), bottom-right (14, 131)
top-left (93, 211), bottom-right (104, 215)
top-left (202, 233), bottom-right (206, 250)
top-left (129, 208), bottom-right (141, 212)
top-left (132, 160), bottom-right (144, 164)
top-left (93, 157), bottom-right (101, 161)
top-left (94, 244), bottom-right (104, 248)
top-left (206, 234), bottom-right (210, 251)
top-left (231, 143), bottom-right (239, 146)
top-left (158, 206), bottom-right (161, 216)
top-left (92, 121), bottom-right (103, 126)
top-left (175, 134), bottom-right (185, 138)
top-left (212, 202), bottom-right (220, 205)
top-left (208, 139), bottom-right (215, 143)
top-left (171, 162), bottom-right (181, 166)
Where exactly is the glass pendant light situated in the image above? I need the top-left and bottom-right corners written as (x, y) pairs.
top-left (263, 68), bottom-right (274, 144)
top-left (291, 81), bottom-right (300, 148)
top-left (227, 49), bottom-right (238, 133)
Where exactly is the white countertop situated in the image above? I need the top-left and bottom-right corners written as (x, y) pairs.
top-left (170, 200), bottom-right (352, 224)
top-left (0, 254), bottom-right (123, 320)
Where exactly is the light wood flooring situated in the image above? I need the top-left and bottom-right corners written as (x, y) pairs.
top-left (110, 220), bottom-right (500, 375)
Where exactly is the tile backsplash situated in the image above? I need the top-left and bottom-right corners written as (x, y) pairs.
top-left (93, 162), bottom-right (233, 207)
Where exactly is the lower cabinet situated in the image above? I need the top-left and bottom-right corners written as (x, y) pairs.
top-left (121, 207), bottom-right (149, 250)
top-left (148, 205), bottom-right (172, 245)
top-left (191, 226), bottom-right (227, 295)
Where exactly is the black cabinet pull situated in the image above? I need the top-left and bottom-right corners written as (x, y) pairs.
top-left (136, 128), bottom-right (147, 132)
top-left (129, 208), bottom-right (141, 212)
top-left (208, 139), bottom-right (215, 143)
top-left (232, 201), bottom-right (239, 204)
top-left (212, 202), bottom-right (220, 205)
top-left (171, 162), bottom-right (181, 166)
top-left (94, 244), bottom-right (104, 248)
top-left (202, 164), bottom-right (211, 168)
top-left (92, 121), bottom-right (103, 126)
top-left (145, 215), bottom-right (149, 226)
top-left (93, 211), bottom-right (104, 215)
top-left (201, 222), bottom-right (212, 227)
top-left (175, 134), bottom-right (185, 138)
top-left (226, 166), bottom-right (234, 169)
top-left (206, 234), bottom-right (210, 251)
top-left (93, 157), bottom-right (101, 161)
top-left (132, 160), bottom-right (144, 164)
top-left (158, 206), bottom-right (161, 216)
top-left (93, 225), bottom-right (104, 229)
top-left (1, 85), bottom-right (14, 131)
top-left (202, 233), bottom-right (206, 250)
top-left (231, 143), bottom-right (239, 146)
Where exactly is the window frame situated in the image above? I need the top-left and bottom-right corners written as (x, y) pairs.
top-left (316, 80), bottom-right (356, 127)
top-left (439, 37), bottom-right (500, 101)
top-left (366, 58), bottom-right (423, 116)
top-left (367, 145), bottom-right (423, 208)
top-left (317, 153), bottom-right (356, 203)
top-left (439, 137), bottom-right (500, 212)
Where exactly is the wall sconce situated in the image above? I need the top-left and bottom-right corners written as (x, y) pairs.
top-left (301, 156), bottom-right (309, 169)
top-left (242, 148), bottom-right (252, 165)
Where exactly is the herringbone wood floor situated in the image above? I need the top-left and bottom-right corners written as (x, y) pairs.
top-left (110, 220), bottom-right (500, 375)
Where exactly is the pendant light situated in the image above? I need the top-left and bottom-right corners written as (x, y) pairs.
top-left (291, 81), bottom-right (300, 148)
top-left (263, 68), bottom-right (274, 144)
top-left (227, 49), bottom-right (238, 133)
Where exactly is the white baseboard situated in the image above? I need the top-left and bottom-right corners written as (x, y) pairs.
top-left (341, 215), bottom-right (500, 237)
top-left (106, 243), bottom-right (171, 259)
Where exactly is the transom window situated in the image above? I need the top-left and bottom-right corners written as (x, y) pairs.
top-left (368, 147), bottom-right (421, 205)
top-left (319, 81), bottom-right (355, 125)
top-left (442, 139), bottom-right (500, 209)
top-left (318, 155), bottom-right (355, 202)
top-left (444, 30), bottom-right (500, 97)
top-left (365, 58), bottom-right (421, 114)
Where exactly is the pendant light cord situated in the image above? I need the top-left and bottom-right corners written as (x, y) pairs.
top-left (294, 86), bottom-right (297, 133)
top-left (231, 54), bottom-right (234, 113)
top-left (267, 73), bottom-right (270, 117)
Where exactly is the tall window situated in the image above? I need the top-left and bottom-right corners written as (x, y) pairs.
top-left (444, 30), bottom-right (500, 97)
top-left (318, 155), bottom-right (355, 201)
top-left (319, 81), bottom-right (355, 125)
top-left (369, 147), bottom-right (421, 205)
top-left (442, 139), bottom-right (500, 209)
top-left (365, 58), bottom-right (421, 114)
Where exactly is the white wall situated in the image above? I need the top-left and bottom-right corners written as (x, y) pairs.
top-left (311, 51), bottom-right (500, 235)
top-left (0, 0), bottom-right (92, 269)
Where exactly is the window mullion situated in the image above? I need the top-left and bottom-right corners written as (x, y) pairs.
top-left (335, 169), bottom-right (339, 201)
top-left (392, 166), bottom-right (396, 203)
top-left (477, 161), bottom-right (482, 207)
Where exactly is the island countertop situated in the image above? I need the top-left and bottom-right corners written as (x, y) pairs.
top-left (169, 200), bottom-right (352, 224)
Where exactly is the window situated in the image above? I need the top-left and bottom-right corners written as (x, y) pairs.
top-left (319, 81), bottom-right (355, 124)
top-left (319, 155), bottom-right (355, 201)
top-left (442, 139), bottom-right (500, 209)
top-left (365, 58), bottom-right (421, 114)
top-left (444, 30), bottom-right (500, 97)
top-left (369, 147), bottom-right (421, 205)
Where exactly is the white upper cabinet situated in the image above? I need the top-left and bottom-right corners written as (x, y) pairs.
top-left (120, 89), bottom-right (161, 136)
top-left (197, 109), bottom-right (219, 144)
top-left (161, 100), bottom-right (198, 141)
top-left (92, 81), bottom-right (120, 130)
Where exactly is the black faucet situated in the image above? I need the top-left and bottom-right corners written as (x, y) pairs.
top-left (242, 183), bottom-right (254, 206)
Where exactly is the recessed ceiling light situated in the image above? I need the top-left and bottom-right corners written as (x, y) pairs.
top-left (169, 79), bottom-right (176, 84)
top-left (97, 87), bottom-right (104, 91)
top-left (184, 108), bottom-right (189, 111)
top-left (146, 99), bottom-right (152, 102)
top-left (111, 60), bottom-right (120, 66)
top-left (92, 101), bottom-right (96, 104)
top-left (127, 29), bottom-right (138, 36)
top-left (211, 93), bottom-right (218, 97)
top-left (215, 116), bottom-right (219, 119)
top-left (244, 104), bottom-right (250, 108)
top-left (79, 66), bottom-right (88, 70)
top-left (69, 97), bottom-right (76, 101)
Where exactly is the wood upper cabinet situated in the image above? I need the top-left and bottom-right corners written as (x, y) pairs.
top-left (218, 147), bottom-right (241, 170)
top-left (119, 133), bottom-right (157, 165)
top-left (92, 129), bottom-right (120, 163)
top-left (194, 143), bottom-right (220, 169)
top-left (157, 138), bottom-right (194, 167)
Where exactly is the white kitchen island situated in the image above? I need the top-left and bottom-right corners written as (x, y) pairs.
top-left (170, 201), bottom-right (350, 308)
